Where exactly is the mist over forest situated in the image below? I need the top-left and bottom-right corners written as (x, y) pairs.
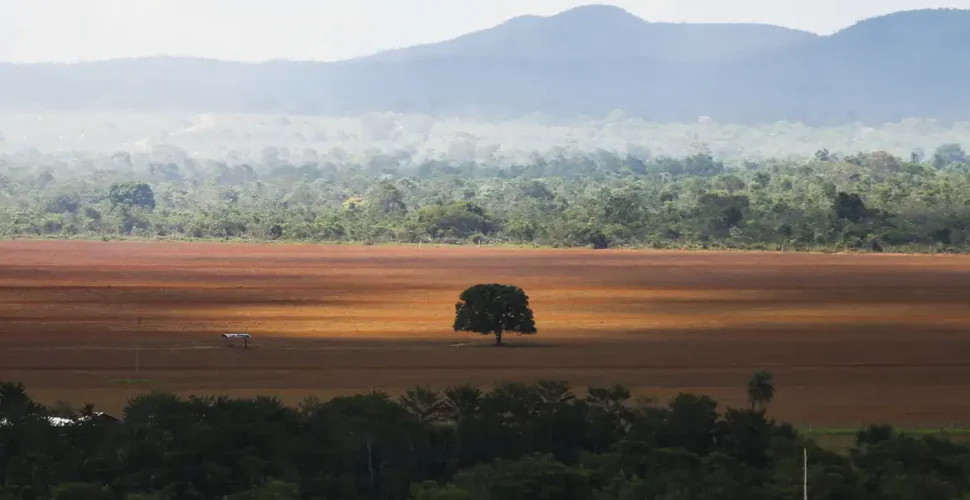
top-left (3, 5), bottom-right (970, 251)
top-left (1, 110), bottom-right (969, 252)
top-left (2, 112), bottom-right (970, 165)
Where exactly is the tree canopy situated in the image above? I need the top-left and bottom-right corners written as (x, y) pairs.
top-left (746, 369), bottom-right (776, 411)
top-left (3, 146), bottom-right (970, 251)
top-left (453, 284), bottom-right (537, 346)
top-left (108, 181), bottom-right (156, 210)
top-left (0, 376), bottom-right (967, 499)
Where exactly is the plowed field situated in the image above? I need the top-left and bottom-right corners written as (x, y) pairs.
top-left (2, 240), bottom-right (970, 427)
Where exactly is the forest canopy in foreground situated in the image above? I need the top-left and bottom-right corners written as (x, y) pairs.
top-left (2, 144), bottom-right (970, 252)
top-left (0, 377), bottom-right (967, 500)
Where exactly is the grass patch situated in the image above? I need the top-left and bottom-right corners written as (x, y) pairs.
top-left (802, 427), bottom-right (970, 453)
top-left (802, 427), bottom-right (970, 435)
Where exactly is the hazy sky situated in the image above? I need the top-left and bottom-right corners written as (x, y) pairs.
top-left (3, 0), bottom-right (969, 63)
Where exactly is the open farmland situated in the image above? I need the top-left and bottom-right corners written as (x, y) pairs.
top-left (1, 240), bottom-right (970, 428)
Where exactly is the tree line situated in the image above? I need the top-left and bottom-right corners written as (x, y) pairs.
top-left (1, 373), bottom-right (968, 500)
top-left (1, 144), bottom-right (969, 251)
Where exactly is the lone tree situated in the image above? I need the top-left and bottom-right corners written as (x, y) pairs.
top-left (746, 369), bottom-right (775, 411)
top-left (453, 284), bottom-right (537, 346)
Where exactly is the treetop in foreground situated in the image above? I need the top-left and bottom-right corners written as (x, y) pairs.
top-left (2, 372), bottom-right (969, 500)
top-left (453, 283), bottom-right (537, 346)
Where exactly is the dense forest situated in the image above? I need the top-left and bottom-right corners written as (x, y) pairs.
top-left (2, 143), bottom-right (969, 252)
top-left (1, 374), bottom-right (968, 500)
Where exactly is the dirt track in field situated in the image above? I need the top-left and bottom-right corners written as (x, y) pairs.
top-left (1, 240), bottom-right (970, 427)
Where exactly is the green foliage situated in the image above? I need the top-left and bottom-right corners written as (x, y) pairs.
top-left (746, 369), bottom-right (775, 411)
top-left (834, 191), bottom-right (867, 222)
top-left (108, 181), bottom-right (156, 210)
top-left (369, 182), bottom-right (408, 213)
top-left (2, 148), bottom-right (970, 251)
top-left (410, 482), bottom-right (473, 500)
top-left (0, 373), bottom-right (969, 500)
top-left (51, 483), bottom-right (112, 500)
top-left (933, 143), bottom-right (968, 169)
top-left (453, 284), bottom-right (537, 345)
top-left (417, 201), bottom-right (492, 240)
top-left (450, 454), bottom-right (594, 500)
top-left (856, 424), bottom-right (896, 446)
top-left (0, 381), bottom-right (47, 420)
top-left (223, 481), bottom-right (301, 500)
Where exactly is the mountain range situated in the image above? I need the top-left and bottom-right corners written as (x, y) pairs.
top-left (1, 5), bottom-right (969, 125)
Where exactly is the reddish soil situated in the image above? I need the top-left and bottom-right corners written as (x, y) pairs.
top-left (1, 240), bottom-right (969, 427)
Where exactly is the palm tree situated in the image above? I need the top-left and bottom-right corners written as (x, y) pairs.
top-left (399, 386), bottom-right (445, 424)
top-left (746, 369), bottom-right (775, 411)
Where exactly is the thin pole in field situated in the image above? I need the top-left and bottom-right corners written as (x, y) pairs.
top-left (802, 448), bottom-right (808, 500)
top-left (135, 317), bottom-right (142, 373)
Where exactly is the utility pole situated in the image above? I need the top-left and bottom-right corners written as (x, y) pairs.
top-left (135, 317), bottom-right (142, 373)
top-left (802, 448), bottom-right (808, 500)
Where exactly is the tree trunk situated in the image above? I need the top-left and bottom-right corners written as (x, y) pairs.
top-left (495, 329), bottom-right (503, 346)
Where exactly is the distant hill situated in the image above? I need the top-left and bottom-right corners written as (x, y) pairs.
top-left (362, 5), bottom-right (819, 63)
top-left (1, 6), bottom-right (969, 125)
